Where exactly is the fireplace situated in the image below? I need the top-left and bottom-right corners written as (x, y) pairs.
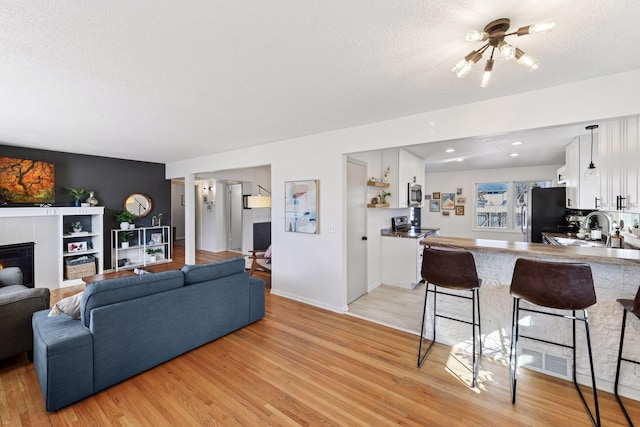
top-left (0, 242), bottom-right (35, 288)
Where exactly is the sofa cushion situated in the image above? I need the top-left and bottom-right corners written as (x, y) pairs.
top-left (181, 258), bottom-right (245, 285)
top-left (0, 267), bottom-right (23, 287)
top-left (81, 270), bottom-right (184, 328)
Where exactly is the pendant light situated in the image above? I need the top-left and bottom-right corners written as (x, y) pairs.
top-left (584, 124), bottom-right (599, 180)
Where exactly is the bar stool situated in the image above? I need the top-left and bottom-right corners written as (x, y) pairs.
top-left (509, 258), bottom-right (599, 427)
top-left (614, 285), bottom-right (640, 426)
top-left (417, 247), bottom-right (482, 387)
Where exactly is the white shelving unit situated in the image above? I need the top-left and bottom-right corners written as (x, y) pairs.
top-left (60, 207), bottom-right (104, 286)
top-left (111, 225), bottom-right (172, 271)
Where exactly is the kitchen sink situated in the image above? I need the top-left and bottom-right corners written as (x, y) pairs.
top-left (553, 237), bottom-right (605, 247)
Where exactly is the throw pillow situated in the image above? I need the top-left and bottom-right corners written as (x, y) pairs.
top-left (264, 245), bottom-right (272, 261)
top-left (48, 291), bottom-right (84, 319)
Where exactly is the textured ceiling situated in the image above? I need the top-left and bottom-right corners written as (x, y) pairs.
top-left (1, 1), bottom-right (639, 165)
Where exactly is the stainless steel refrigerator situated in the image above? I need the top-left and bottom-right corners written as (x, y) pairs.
top-left (522, 187), bottom-right (568, 243)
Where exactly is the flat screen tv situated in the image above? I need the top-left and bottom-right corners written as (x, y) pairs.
top-left (0, 155), bottom-right (55, 206)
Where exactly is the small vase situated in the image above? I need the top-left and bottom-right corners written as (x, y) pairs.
top-left (86, 191), bottom-right (99, 207)
top-left (120, 222), bottom-right (129, 230)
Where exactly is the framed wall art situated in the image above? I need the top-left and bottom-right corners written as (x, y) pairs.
top-left (441, 193), bottom-right (455, 210)
top-left (432, 192), bottom-right (440, 200)
top-left (285, 180), bottom-right (318, 234)
top-left (429, 200), bottom-right (440, 212)
top-left (455, 206), bottom-right (465, 215)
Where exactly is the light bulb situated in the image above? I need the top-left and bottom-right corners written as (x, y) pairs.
top-left (498, 41), bottom-right (515, 60)
top-left (528, 22), bottom-right (556, 34)
top-left (455, 62), bottom-right (474, 78)
top-left (515, 48), bottom-right (539, 71)
top-left (465, 30), bottom-right (488, 42)
top-left (480, 59), bottom-right (493, 88)
top-left (451, 50), bottom-right (481, 78)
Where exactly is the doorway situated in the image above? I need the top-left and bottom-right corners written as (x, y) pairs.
top-left (227, 183), bottom-right (243, 252)
top-left (347, 158), bottom-right (367, 303)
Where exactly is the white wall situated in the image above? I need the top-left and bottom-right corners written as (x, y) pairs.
top-left (166, 69), bottom-right (640, 313)
top-left (424, 164), bottom-right (562, 241)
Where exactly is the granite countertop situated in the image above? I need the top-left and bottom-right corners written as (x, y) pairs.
top-left (381, 227), bottom-right (439, 239)
top-left (420, 236), bottom-right (640, 266)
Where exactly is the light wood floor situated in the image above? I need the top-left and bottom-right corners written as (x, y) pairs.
top-left (1, 249), bottom-right (638, 425)
top-left (348, 283), bottom-right (424, 333)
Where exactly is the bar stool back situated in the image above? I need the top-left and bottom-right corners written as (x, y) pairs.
top-left (614, 285), bottom-right (640, 426)
top-left (509, 258), bottom-right (599, 426)
top-left (418, 247), bottom-right (482, 387)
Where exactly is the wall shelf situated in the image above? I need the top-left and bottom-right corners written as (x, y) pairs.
top-left (367, 203), bottom-right (389, 208)
top-left (367, 181), bottom-right (390, 187)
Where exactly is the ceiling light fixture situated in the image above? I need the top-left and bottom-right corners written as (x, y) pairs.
top-left (512, 141), bottom-right (523, 146)
top-left (446, 148), bottom-right (455, 153)
top-left (452, 18), bottom-right (555, 87)
top-left (510, 152), bottom-right (519, 157)
top-left (584, 124), bottom-right (599, 180)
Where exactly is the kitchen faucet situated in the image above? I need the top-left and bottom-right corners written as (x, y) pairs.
top-left (583, 211), bottom-right (614, 247)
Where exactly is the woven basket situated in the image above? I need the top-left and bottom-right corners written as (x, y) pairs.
top-left (65, 258), bottom-right (96, 280)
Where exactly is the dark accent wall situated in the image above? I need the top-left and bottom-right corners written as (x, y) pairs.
top-left (0, 144), bottom-right (170, 268)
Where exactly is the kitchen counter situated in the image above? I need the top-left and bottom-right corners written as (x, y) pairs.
top-left (381, 227), bottom-right (439, 239)
top-left (417, 235), bottom-right (640, 400)
top-left (420, 235), bottom-right (640, 265)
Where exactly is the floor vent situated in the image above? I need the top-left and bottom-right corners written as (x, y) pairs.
top-left (520, 347), bottom-right (569, 380)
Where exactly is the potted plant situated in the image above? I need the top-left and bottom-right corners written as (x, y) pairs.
top-left (379, 190), bottom-right (391, 204)
top-left (145, 247), bottom-right (163, 263)
top-left (63, 187), bottom-right (87, 207)
top-left (115, 210), bottom-right (137, 230)
top-left (119, 231), bottom-right (133, 248)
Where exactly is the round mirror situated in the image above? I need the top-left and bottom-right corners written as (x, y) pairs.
top-left (124, 193), bottom-right (152, 217)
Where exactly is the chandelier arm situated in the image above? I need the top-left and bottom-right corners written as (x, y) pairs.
top-left (477, 43), bottom-right (491, 54)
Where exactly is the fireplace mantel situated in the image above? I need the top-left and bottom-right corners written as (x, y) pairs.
top-left (0, 206), bottom-right (102, 218)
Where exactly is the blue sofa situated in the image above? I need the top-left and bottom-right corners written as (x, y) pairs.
top-left (31, 258), bottom-right (265, 411)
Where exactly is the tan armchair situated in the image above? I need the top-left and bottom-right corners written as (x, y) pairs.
top-left (248, 245), bottom-right (271, 276)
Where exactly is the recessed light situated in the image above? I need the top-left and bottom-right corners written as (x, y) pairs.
top-left (512, 141), bottom-right (523, 145)
top-left (510, 152), bottom-right (519, 157)
top-left (456, 158), bottom-right (464, 162)
top-left (446, 148), bottom-right (455, 153)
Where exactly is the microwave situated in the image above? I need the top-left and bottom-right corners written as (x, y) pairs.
top-left (408, 183), bottom-right (422, 206)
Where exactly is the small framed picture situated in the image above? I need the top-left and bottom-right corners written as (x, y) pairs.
top-left (425, 194), bottom-right (431, 201)
top-left (432, 192), bottom-right (440, 200)
top-left (67, 241), bottom-right (87, 252)
top-left (441, 193), bottom-right (455, 210)
top-left (429, 200), bottom-right (440, 212)
top-left (456, 188), bottom-right (463, 195)
top-left (455, 206), bottom-right (465, 215)
top-left (441, 210), bottom-right (450, 217)
top-left (455, 196), bottom-right (466, 206)
top-left (150, 233), bottom-right (162, 244)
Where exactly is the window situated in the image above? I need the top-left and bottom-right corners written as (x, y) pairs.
top-left (476, 180), bottom-right (551, 231)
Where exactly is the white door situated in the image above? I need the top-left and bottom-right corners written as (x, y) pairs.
top-left (347, 159), bottom-right (367, 303)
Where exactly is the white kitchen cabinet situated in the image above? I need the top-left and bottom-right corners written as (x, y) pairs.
top-left (381, 236), bottom-right (423, 289)
top-left (564, 135), bottom-right (599, 209)
top-left (381, 148), bottom-right (425, 208)
top-left (598, 117), bottom-right (639, 212)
